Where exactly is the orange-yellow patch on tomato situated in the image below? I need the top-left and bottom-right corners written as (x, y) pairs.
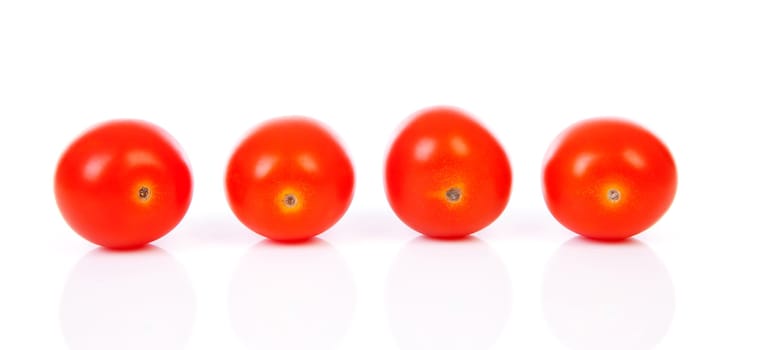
top-left (429, 181), bottom-right (466, 208)
top-left (277, 187), bottom-right (304, 214)
top-left (132, 181), bottom-right (156, 207)
top-left (600, 182), bottom-right (627, 209)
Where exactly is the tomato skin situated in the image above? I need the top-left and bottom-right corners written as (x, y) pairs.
top-left (542, 118), bottom-right (677, 240)
top-left (225, 117), bottom-right (355, 241)
top-left (385, 107), bottom-right (512, 238)
top-left (54, 120), bottom-right (193, 249)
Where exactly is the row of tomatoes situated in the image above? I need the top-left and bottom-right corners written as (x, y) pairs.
top-left (54, 106), bottom-right (677, 249)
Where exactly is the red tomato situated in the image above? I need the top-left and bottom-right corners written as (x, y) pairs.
top-left (225, 117), bottom-right (355, 241)
top-left (385, 107), bottom-right (512, 238)
top-left (55, 120), bottom-right (193, 249)
top-left (542, 118), bottom-right (677, 240)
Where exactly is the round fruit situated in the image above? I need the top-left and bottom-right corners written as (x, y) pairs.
top-left (542, 117), bottom-right (677, 240)
top-left (54, 120), bottom-right (193, 249)
top-left (225, 117), bottom-right (354, 241)
top-left (385, 106), bottom-right (512, 238)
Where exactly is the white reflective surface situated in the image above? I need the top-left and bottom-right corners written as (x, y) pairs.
top-left (229, 239), bottom-right (355, 350)
top-left (387, 237), bottom-right (511, 350)
top-left (60, 246), bottom-right (195, 350)
top-left (543, 238), bottom-right (674, 350)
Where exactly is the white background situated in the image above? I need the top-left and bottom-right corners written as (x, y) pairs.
top-left (1, 0), bottom-right (758, 349)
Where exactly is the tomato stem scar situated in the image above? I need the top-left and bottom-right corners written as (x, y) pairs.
top-left (283, 193), bottom-right (297, 207)
top-left (608, 189), bottom-right (620, 202)
top-left (138, 186), bottom-right (150, 201)
top-left (446, 187), bottom-right (462, 202)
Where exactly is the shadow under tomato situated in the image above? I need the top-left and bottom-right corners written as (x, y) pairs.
top-left (60, 245), bottom-right (196, 350)
top-left (228, 238), bottom-right (356, 350)
top-left (542, 237), bottom-right (675, 350)
top-left (257, 236), bottom-right (324, 246)
top-left (386, 236), bottom-right (512, 350)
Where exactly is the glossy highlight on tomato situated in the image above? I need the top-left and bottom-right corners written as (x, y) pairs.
top-left (225, 117), bottom-right (355, 241)
top-left (54, 120), bottom-right (193, 249)
top-left (385, 107), bottom-right (512, 238)
top-left (542, 118), bottom-right (677, 240)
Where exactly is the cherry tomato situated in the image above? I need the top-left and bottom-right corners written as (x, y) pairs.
top-left (385, 107), bottom-right (512, 238)
top-left (225, 117), bottom-right (355, 241)
top-left (55, 120), bottom-right (193, 249)
top-left (542, 118), bottom-right (677, 240)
